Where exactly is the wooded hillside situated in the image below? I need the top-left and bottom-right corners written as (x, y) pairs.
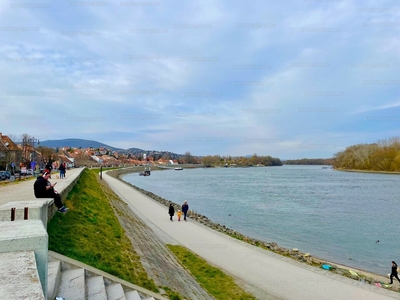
top-left (334, 137), bottom-right (400, 171)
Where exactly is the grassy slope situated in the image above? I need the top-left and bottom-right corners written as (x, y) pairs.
top-left (47, 168), bottom-right (157, 292)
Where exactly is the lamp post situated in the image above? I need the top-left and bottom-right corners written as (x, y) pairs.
top-left (23, 136), bottom-right (39, 170)
top-left (31, 137), bottom-right (39, 169)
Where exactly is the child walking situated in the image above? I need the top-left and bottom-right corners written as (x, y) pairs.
top-left (177, 210), bottom-right (182, 221)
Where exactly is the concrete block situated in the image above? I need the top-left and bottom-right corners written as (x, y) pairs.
top-left (0, 220), bottom-right (48, 299)
top-left (58, 268), bottom-right (85, 300)
top-left (106, 283), bottom-right (127, 300)
top-left (125, 290), bottom-right (142, 300)
top-left (0, 250), bottom-right (45, 300)
top-left (87, 275), bottom-right (107, 300)
top-left (0, 198), bottom-right (53, 228)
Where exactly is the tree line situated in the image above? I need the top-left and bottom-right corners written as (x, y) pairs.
top-left (284, 158), bottom-right (335, 165)
top-left (334, 137), bottom-right (400, 172)
top-left (200, 153), bottom-right (282, 167)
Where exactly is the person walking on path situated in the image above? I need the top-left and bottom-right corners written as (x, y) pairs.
top-left (168, 203), bottom-right (175, 222)
top-left (177, 210), bottom-right (182, 221)
top-left (34, 171), bottom-right (68, 213)
top-left (389, 261), bottom-right (400, 284)
top-left (182, 200), bottom-right (189, 221)
top-left (59, 163), bottom-right (66, 179)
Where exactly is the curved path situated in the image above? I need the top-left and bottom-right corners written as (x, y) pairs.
top-left (103, 172), bottom-right (400, 300)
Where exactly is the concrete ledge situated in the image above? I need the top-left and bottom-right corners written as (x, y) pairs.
top-left (0, 199), bottom-right (53, 228)
top-left (0, 220), bottom-right (48, 299)
top-left (0, 251), bottom-right (45, 300)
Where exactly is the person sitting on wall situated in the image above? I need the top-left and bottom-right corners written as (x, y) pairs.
top-left (34, 171), bottom-right (68, 213)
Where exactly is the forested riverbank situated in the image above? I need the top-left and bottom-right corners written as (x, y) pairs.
top-left (334, 137), bottom-right (400, 172)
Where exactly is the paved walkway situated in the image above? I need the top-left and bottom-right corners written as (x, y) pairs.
top-left (0, 168), bottom-right (84, 207)
top-left (103, 172), bottom-right (400, 300)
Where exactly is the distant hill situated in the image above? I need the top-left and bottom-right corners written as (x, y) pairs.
top-left (40, 138), bottom-right (123, 151)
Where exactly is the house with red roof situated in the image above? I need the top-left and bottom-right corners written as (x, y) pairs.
top-left (0, 132), bottom-right (22, 170)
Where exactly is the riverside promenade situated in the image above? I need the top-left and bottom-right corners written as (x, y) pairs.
top-left (103, 172), bottom-right (400, 300)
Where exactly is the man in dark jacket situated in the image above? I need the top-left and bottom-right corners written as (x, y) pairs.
top-left (182, 200), bottom-right (189, 221)
top-left (34, 171), bottom-right (68, 212)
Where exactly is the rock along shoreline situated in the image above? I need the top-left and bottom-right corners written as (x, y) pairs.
top-left (107, 167), bottom-right (398, 292)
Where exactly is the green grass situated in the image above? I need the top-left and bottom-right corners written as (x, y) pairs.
top-left (47, 168), bottom-right (157, 292)
top-left (167, 245), bottom-right (257, 300)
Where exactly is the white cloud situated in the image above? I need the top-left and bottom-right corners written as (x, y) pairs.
top-left (1, 0), bottom-right (400, 158)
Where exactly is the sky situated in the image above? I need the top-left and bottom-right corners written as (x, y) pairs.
top-left (1, 1), bottom-right (399, 159)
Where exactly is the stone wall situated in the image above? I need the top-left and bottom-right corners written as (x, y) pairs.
top-left (48, 169), bottom-right (84, 221)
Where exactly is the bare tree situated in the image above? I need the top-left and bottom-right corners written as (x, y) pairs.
top-left (7, 134), bottom-right (18, 142)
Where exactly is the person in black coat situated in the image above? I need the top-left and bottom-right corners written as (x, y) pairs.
top-left (390, 261), bottom-right (400, 284)
top-left (168, 203), bottom-right (175, 222)
top-left (34, 171), bottom-right (68, 213)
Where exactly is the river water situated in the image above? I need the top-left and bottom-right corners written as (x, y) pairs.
top-left (122, 165), bottom-right (400, 276)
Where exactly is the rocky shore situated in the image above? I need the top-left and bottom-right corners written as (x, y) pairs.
top-left (108, 167), bottom-right (399, 293)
